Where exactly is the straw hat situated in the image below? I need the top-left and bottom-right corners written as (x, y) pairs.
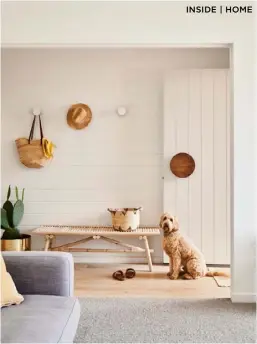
top-left (66, 103), bottom-right (92, 130)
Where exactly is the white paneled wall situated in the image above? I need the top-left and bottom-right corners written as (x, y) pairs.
top-left (1, 48), bottom-right (229, 263)
top-left (163, 70), bottom-right (230, 264)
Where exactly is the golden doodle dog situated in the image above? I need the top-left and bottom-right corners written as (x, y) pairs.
top-left (160, 213), bottom-right (229, 280)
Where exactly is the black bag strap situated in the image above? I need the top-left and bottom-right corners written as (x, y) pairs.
top-left (28, 115), bottom-right (36, 144)
top-left (38, 115), bottom-right (44, 144)
top-left (28, 115), bottom-right (44, 145)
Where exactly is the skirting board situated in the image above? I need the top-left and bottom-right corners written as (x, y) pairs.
top-left (231, 293), bottom-right (256, 303)
top-left (73, 253), bottom-right (163, 265)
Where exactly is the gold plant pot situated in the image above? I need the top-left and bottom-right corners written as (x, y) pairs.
top-left (1, 234), bottom-right (31, 251)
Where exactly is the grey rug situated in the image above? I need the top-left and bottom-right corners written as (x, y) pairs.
top-left (75, 298), bottom-right (256, 343)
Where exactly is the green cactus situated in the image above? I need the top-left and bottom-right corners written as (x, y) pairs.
top-left (7, 185), bottom-right (11, 200)
top-left (1, 185), bottom-right (25, 240)
top-left (13, 200), bottom-right (24, 227)
top-left (1, 208), bottom-right (11, 229)
top-left (3, 185), bottom-right (14, 227)
top-left (15, 186), bottom-right (19, 200)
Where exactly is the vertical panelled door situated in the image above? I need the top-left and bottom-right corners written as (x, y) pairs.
top-left (163, 69), bottom-right (230, 265)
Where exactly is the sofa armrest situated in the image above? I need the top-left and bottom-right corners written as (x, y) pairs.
top-left (2, 251), bottom-right (74, 297)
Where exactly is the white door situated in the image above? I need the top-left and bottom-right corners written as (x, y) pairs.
top-left (163, 69), bottom-right (230, 265)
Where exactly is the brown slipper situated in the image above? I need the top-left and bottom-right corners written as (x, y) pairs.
top-left (112, 270), bottom-right (125, 281)
top-left (125, 268), bottom-right (136, 279)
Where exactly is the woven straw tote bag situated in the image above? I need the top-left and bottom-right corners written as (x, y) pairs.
top-left (15, 115), bottom-right (51, 169)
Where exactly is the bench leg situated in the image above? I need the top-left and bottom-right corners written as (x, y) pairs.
top-left (142, 236), bottom-right (153, 272)
top-left (44, 234), bottom-right (54, 251)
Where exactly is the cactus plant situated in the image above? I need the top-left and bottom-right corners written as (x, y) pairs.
top-left (1, 185), bottom-right (25, 239)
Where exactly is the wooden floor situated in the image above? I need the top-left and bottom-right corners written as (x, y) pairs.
top-left (74, 263), bottom-right (230, 299)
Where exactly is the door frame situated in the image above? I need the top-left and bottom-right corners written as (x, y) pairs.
top-left (2, 42), bottom-right (234, 301)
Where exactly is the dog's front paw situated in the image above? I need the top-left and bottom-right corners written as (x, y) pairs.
top-left (169, 274), bottom-right (179, 280)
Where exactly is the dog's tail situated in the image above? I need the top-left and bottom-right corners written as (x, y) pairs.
top-left (205, 271), bottom-right (230, 277)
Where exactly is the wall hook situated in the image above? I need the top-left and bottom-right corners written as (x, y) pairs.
top-left (31, 107), bottom-right (42, 116)
top-left (116, 106), bottom-right (127, 116)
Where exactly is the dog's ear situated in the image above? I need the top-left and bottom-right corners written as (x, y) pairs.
top-left (173, 216), bottom-right (179, 231)
top-left (159, 212), bottom-right (169, 227)
top-left (159, 213), bottom-right (165, 227)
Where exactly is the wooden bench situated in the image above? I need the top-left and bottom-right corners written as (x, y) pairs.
top-left (32, 225), bottom-right (161, 271)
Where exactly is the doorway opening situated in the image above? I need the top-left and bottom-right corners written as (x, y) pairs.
top-left (1, 45), bottom-right (232, 299)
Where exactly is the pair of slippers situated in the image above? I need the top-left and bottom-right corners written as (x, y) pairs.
top-left (112, 268), bottom-right (136, 281)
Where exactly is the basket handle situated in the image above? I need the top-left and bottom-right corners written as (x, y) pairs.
top-left (28, 115), bottom-right (36, 144)
top-left (28, 115), bottom-right (44, 145)
top-left (107, 208), bottom-right (115, 213)
top-left (38, 115), bottom-right (44, 145)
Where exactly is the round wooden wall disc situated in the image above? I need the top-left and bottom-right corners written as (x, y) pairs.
top-left (170, 153), bottom-right (195, 178)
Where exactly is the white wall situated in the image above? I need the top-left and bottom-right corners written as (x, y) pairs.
top-left (1, 1), bottom-right (256, 302)
top-left (1, 47), bottom-right (229, 264)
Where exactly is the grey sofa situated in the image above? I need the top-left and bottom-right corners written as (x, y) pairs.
top-left (1, 251), bottom-right (80, 343)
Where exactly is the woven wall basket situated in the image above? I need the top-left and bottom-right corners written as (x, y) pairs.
top-left (107, 207), bottom-right (142, 231)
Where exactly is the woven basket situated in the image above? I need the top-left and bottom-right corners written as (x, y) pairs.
top-left (107, 207), bottom-right (142, 231)
top-left (15, 115), bottom-right (51, 169)
top-left (16, 138), bottom-right (50, 169)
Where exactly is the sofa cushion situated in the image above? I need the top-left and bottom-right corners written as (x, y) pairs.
top-left (1, 295), bottom-right (80, 343)
top-left (1, 253), bottom-right (24, 308)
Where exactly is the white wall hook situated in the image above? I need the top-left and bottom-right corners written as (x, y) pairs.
top-left (32, 107), bottom-right (42, 116)
top-left (117, 106), bottom-right (127, 116)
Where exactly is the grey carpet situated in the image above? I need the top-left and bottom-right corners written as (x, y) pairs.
top-left (75, 298), bottom-right (256, 343)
